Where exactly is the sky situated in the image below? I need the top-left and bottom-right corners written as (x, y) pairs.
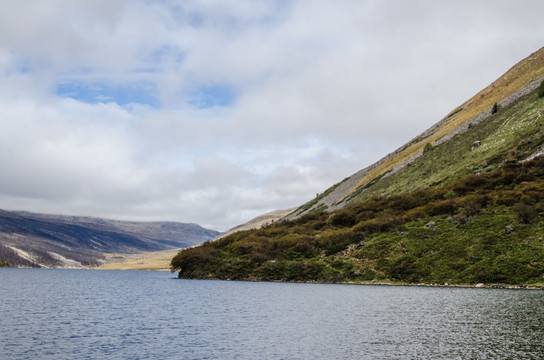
top-left (1, 0), bottom-right (544, 231)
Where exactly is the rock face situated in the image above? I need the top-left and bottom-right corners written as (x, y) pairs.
top-left (0, 209), bottom-right (220, 268)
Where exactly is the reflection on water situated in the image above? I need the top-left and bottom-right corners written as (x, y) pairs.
top-left (1, 268), bottom-right (543, 359)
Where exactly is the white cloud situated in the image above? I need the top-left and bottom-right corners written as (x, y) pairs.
top-left (0, 0), bottom-right (543, 230)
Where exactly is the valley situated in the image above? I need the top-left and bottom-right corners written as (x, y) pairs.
top-left (0, 210), bottom-right (219, 268)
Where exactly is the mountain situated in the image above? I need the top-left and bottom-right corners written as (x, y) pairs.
top-left (0, 209), bottom-right (220, 268)
top-left (212, 208), bottom-right (296, 241)
top-left (172, 46), bottom-right (544, 286)
top-left (288, 46), bottom-right (544, 219)
top-left (92, 208), bottom-right (294, 271)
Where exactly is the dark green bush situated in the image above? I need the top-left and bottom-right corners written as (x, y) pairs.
top-left (354, 215), bottom-right (401, 234)
top-left (326, 211), bottom-right (356, 227)
top-left (427, 199), bottom-right (456, 216)
top-left (515, 202), bottom-right (537, 224)
top-left (387, 193), bottom-right (426, 211)
top-left (320, 231), bottom-right (363, 255)
top-left (491, 102), bottom-right (500, 114)
top-left (386, 255), bottom-right (427, 282)
top-left (538, 79), bottom-right (544, 98)
top-left (423, 142), bottom-right (434, 153)
top-left (171, 246), bottom-right (216, 274)
top-left (453, 174), bottom-right (492, 194)
top-left (0, 259), bottom-right (12, 267)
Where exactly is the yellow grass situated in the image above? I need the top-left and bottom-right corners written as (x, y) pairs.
top-left (95, 248), bottom-right (181, 271)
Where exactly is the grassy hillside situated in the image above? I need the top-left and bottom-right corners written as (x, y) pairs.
top-left (290, 46), bottom-right (544, 218)
top-left (346, 47), bottom-right (544, 196)
top-left (349, 87), bottom-right (544, 202)
top-left (172, 156), bottom-right (544, 286)
top-left (172, 49), bottom-right (544, 286)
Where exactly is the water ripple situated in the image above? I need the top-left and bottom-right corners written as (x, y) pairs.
top-left (1, 269), bottom-right (544, 359)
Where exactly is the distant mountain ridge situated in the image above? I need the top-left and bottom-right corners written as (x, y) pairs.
top-left (0, 209), bottom-right (220, 268)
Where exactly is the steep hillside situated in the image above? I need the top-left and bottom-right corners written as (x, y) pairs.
top-left (172, 47), bottom-right (544, 286)
top-left (0, 210), bottom-right (219, 268)
top-left (288, 46), bottom-right (544, 219)
top-left (213, 208), bottom-right (296, 241)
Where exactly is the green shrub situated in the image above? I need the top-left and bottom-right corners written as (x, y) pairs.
top-left (538, 79), bottom-right (544, 98)
top-left (491, 102), bottom-right (500, 114)
top-left (171, 246), bottom-right (216, 274)
top-left (453, 174), bottom-right (492, 194)
top-left (326, 211), bottom-right (356, 227)
top-left (423, 142), bottom-right (434, 153)
top-left (0, 259), bottom-right (12, 267)
top-left (515, 202), bottom-right (537, 224)
top-left (386, 255), bottom-right (427, 282)
top-left (354, 215), bottom-right (401, 234)
top-left (427, 199), bottom-right (457, 216)
top-left (387, 193), bottom-right (426, 211)
top-left (320, 231), bottom-right (363, 255)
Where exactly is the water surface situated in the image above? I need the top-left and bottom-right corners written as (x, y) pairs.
top-left (1, 269), bottom-right (543, 359)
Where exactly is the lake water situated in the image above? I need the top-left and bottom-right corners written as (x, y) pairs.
top-left (1, 269), bottom-right (544, 359)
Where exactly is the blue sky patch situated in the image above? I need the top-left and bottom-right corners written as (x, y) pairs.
top-left (148, 45), bottom-right (186, 64)
top-left (56, 80), bottom-right (159, 107)
top-left (188, 83), bottom-right (237, 109)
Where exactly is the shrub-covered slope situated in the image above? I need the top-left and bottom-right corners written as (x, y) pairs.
top-left (172, 48), bottom-right (544, 286)
top-left (172, 156), bottom-right (544, 285)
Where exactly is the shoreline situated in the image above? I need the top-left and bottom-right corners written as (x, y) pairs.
top-left (5, 265), bottom-right (543, 290)
top-left (174, 275), bottom-right (544, 290)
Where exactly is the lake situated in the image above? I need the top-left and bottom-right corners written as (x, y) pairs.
top-left (1, 269), bottom-right (544, 359)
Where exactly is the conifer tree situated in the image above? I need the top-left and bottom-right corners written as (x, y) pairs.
top-left (491, 102), bottom-right (500, 114)
top-left (538, 79), bottom-right (544, 98)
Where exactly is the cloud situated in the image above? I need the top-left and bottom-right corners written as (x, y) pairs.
top-left (0, 0), bottom-right (543, 230)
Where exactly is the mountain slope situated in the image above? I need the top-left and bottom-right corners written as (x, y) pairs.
top-left (0, 209), bottom-right (220, 268)
top-left (213, 208), bottom-right (296, 241)
top-left (288, 46), bottom-right (544, 219)
top-left (172, 46), bottom-right (544, 286)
